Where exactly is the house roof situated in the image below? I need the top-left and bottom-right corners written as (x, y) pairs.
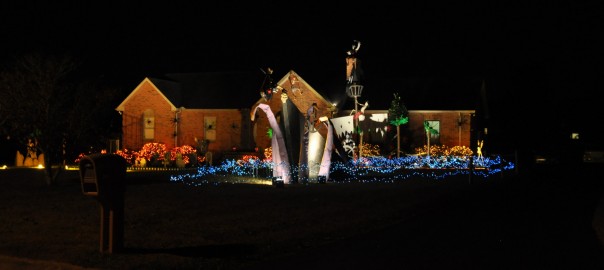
top-left (148, 77), bottom-right (183, 108)
top-left (115, 77), bottom-right (180, 111)
top-left (250, 70), bottom-right (338, 113)
top-left (118, 70), bottom-right (483, 113)
top-left (162, 71), bottom-right (262, 109)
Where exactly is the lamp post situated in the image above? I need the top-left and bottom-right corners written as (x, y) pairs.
top-left (345, 40), bottom-right (364, 160)
top-left (347, 84), bottom-right (363, 159)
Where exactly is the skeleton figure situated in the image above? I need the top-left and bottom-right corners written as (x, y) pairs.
top-left (342, 132), bottom-right (356, 157)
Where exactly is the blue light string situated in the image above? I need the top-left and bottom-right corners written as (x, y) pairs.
top-left (169, 155), bottom-right (515, 186)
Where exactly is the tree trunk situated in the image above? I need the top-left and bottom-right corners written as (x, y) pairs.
top-left (44, 154), bottom-right (55, 186)
top-left (396, 125), bottom-right (400, 158)
top-left (426, 132), bottom-right (430, 157)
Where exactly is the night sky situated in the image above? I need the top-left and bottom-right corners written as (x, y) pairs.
top-left (2, 1), bottom-right (602, 148)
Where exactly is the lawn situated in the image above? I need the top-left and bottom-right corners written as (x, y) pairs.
top-left (0, 163), bottom-right (603, 270)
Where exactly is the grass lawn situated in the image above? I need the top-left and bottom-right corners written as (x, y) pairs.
top-left (1, 164), bottom-right (603, 269)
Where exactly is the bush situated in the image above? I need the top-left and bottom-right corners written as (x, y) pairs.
top-left (78, 143), bottom-right (204, 168)
top-left (414, 145), bottom-right (473, 157)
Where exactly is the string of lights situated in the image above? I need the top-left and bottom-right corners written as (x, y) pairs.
top-left (170, 155), bottom-right (515, 187)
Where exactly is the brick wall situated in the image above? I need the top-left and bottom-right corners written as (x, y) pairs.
top-left (402, 110), bottom-right (475, 150)
top-left (120, 79), bottom-right (253, 161)
top-left (121, 80), bottom-right (174, 150)
top-left (121, 74), bottom-right (475, 160)
top-left (179, 109), bottom-right (253, 160)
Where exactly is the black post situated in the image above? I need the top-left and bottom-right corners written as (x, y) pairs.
top-left (80, 153), bottom-right (127, 254)
top-left (98, 175), bottom-right (125, 253)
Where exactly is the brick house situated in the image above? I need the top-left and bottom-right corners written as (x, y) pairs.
top-left (116, 70), bottom-right (480, 163)
top-left (336, 109), bottom-right (477, 156)
top-left (115, 71), bottom-right (259, 162)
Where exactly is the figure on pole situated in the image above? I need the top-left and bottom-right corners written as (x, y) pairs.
top-left (346, 40), bottom-right (362, 86)
top-left (345, 40), bottom-right (366, 159)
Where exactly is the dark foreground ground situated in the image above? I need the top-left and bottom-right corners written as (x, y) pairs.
top-left (1, 163), bottom-right (603, 270)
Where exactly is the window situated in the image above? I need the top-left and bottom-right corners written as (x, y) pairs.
top-left (143, 109), bottom-right (155, 140)
top-left (204, 116), bottom-right (217, 141)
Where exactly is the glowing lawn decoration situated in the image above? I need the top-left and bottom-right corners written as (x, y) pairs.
top-left (169, 154), bottom-right (516, 186)
top-left (252, 103), bottom-right (291, 184)
top-left (318, 119), bottom-right (334, 180)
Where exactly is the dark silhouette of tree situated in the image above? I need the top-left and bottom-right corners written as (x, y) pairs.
top-left (65, 78), bottom-right (122, 158)
top-left (388, 93), bottom-right (409, 158)
top-left (0, 53), bottom-right (121, 185)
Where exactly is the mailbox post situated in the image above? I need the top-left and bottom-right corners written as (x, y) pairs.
top-left (79, 153), bottom-right (127, 254)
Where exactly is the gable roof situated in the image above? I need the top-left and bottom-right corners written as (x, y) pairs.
top-left (250, 70), bottom-right (337, 112)
top-left (277, 70), bottom-right (334, 108)
top-left (115, 77), bottom-right (180, 111)
top-left (118, 71), bottom-right (483, 113)
top-left (163, 71), bottom-right (262, 109)
top-left (117, 71), bottom-right (264, 111)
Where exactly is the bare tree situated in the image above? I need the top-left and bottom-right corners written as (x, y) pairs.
top-left (0, 53), bottom-right (121, 185)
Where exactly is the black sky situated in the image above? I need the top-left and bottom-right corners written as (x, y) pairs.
top-left (2, 1), bottom-right (603, 146)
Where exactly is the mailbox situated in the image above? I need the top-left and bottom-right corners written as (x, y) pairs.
top-left (80, 153), bottom-right (127, 197)
top-left (79, 153), bottom-right (127, 254)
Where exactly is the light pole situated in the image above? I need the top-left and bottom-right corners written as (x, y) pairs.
top-left (347, 84), bottom-right (363, 159)
top-left (345, 40), bottom-right (364, 160)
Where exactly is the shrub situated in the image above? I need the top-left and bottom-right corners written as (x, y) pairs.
top-left (79, 143), bottom-right (204, 167)
top-left (414, 145), bottom-right (474, 157)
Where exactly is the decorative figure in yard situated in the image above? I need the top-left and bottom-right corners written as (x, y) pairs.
top-left (477, 140), bottom-right (484, 161)
top-left (259, 67), bottom-right (276, 102)
top-left (318, 119), bottom-right (334, 181)
top-left (280, 90), bottom-right (288, 104)
top-left (289, 72), bottom-right (301, 96)
top-left (346, 40), bottom-right (362, 85)
top-left (251, 103), bottom-right (291, 184)
top-left (342, 132), bottom-right (356, 157)
top-left (353, 101), bottom-right (369, 121)
top-left (306, 103), bottom-right (319, 133)
top-left (23, 138), bottom-right (39, 166)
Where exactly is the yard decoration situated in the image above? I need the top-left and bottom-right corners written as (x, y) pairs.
top-left (476, 140), bottom-right (484, 161)
top-left (318, 119), bottom-right (334, 181)
top-left (259, 67), bottom-right (276, 102)
top-left (251, 103), bottom-right (291, 184)
top-left (345, 40), bottom-right (362, 85)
